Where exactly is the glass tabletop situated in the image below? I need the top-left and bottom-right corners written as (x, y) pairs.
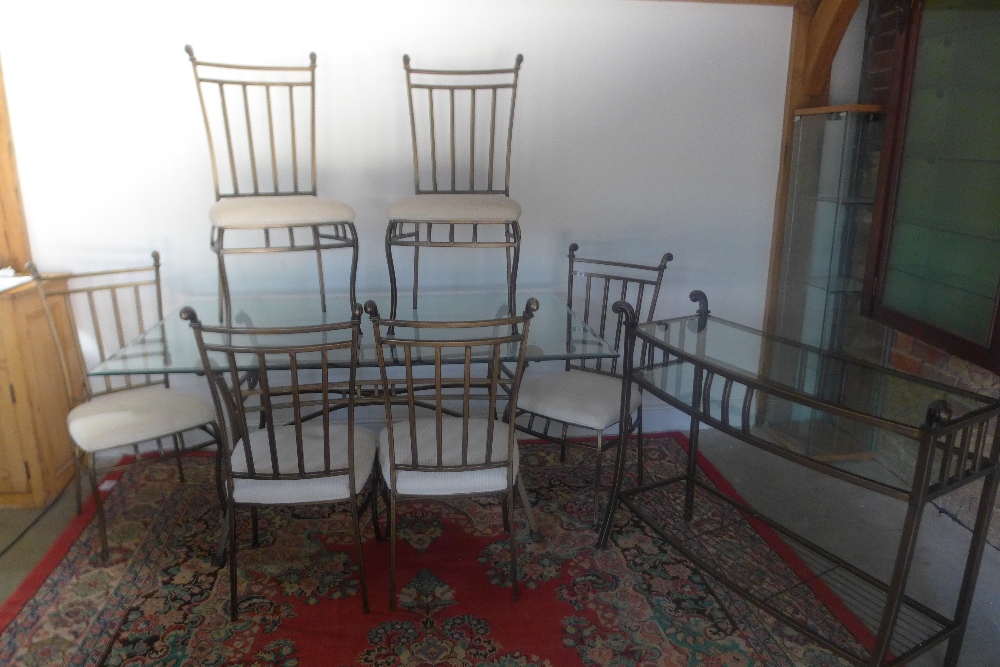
top-left (90, 292), bottom-right (618, 375)
top-left (637, 314), bottom-right (995, 432)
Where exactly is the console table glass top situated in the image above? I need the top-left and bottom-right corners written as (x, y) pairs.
top-left (637, 314), bottom-right (996, 495)
top-left (89, 292), bottom-right (618, 376)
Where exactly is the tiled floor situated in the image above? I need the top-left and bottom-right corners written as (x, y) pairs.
top-left (0, 485), bottom-right (78, 604)
top-left (2, 431), bottom-right (998, 666)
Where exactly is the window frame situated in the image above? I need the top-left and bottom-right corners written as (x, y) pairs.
top-left (863, 0), bottom-right (1000, 372)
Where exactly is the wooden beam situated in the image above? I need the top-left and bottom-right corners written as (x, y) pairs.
top-left (804, 0), bottom-right (862, 103)
top-left (0, 55), bottom-right (31, 272)
top-left (761, 1), bottom-right (814, 336)
top-left (642, 0), bottom-right (798, 5)
top-left (762, 0), bottom-right (863, 336)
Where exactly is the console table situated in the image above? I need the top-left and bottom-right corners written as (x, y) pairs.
top-left (598, 292), bottom-right (1000, 667)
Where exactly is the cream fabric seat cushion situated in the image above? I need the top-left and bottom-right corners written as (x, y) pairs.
top-left (230, 421), bottom-right (377, 505)
top-left (378, 416), bottom-right (517, 496)
top-left (387, 194), bottom-right (521, 222)
top-left (516, 369), bottom-right (640, 431)
top-left (68, 385), bottom-right (216, 453)
top-left (209, 195), bottom-right (356, 228)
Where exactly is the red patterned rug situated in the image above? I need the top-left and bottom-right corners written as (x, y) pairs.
top-left (0, 435), bottom-right (863, 666)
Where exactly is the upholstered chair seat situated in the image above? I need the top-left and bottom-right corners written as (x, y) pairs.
top-left (516, 370), bottom-right (640, 432)
top-left (68, 385), bottom-right (216, 453)
top-left (209, 195), bottom-right (356, 228)
top-left (378, 416), bottom-right (518, 496)
top-left (230, 422), bottom-right (377, 504)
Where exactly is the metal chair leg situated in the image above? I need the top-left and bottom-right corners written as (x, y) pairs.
top-left (213, 509), bottom-right (230, 567)
top-left (228, 504), bottom-right (239, 621)
top-left (174, 433), bottom-right (186, 483)
top-left (313, 225), bottom-right (328, 314)
top-left (251, 506), bottom-right (259, 548)
top-left (509, 488), bottom-right (519, 602)
top-left (517, 475), bottom-right (541, 542)
top-left (636, 406), bottom-right (644, 488)
top-left (89, 462), bottom-right (109, 562)
top-left (350, 497), bottom-right (369, 613)
top-left (502, 491), bottom-right (511, 533)
top-left (593, 431), bottom-right (605, 525)
top-left (389, 494), bottom-right (398, 611)
top-left (74, 449), bottom-right (84, 515)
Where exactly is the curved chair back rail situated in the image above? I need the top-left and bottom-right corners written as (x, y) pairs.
top-left (186, 45), bottom-right (319, 200)
top-left (30, 252), bottom-right (167, 401)
top-left (566, 243), bottom-right (674, 375)
top-left (404, 54), bottom-right (524, 195)
top-left (182, 303), bottom-right (375, 618)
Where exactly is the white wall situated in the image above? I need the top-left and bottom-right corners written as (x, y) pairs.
top-left (0, 0), bottom-right (791, 330)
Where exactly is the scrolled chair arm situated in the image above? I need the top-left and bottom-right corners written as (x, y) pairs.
top-left (924, 399), bottom-right (953, 430)
top-left (612, 300), bottom-right (637, 326)
top-left (179, 306), bottom-right (200, 326)
top-left (522, 297), bottom-right (539, 319)
top-left (689, 290), bottom-right (710, 316)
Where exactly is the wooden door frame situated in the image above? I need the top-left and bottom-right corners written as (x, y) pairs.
top-left (0, 54), bottom-right (31, 272)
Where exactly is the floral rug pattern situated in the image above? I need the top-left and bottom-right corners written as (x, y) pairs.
top-left (0, 437), bottom-right (861, 666)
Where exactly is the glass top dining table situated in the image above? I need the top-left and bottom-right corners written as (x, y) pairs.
top-left (88, 292), bottom-right (619, 375)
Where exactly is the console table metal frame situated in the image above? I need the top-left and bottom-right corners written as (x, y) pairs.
top-left (598, 292), bottom-right (1000, 667)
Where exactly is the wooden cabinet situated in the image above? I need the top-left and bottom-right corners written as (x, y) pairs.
top-left (0, 280), bottom-right (79, 507)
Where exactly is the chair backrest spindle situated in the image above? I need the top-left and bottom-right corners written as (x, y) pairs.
top-left (403, 54), bottom-right (523, 196)
top-left (564, 243), bottom-right (673, 376)
top-left (366, 298), bottom-right (537, 481)
top-left (184, 305), bottom-right (362, 488)
top-left (30, 252), bottom-right (169, 404)
top-left (187, 46), bottom-right (319, 200)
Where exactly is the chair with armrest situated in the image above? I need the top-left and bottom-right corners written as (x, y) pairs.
top-left (509, 243), bottom-right (672, 524)
top-left (182, 303), bottom-right (377, 619)
top-left (30, 252), bottom-right (219, 561)
top-left (385, 54), bottom-right (524, 319)
top-left (366, 297), bottom-right (539, 610)
top-left (186, 45), bottom-right (358, 324)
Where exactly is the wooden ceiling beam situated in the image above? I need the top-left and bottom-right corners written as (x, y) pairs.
top-left (804, 0), bottom-right (862, 104)
top-left (762, 0), bottom-right (863, 335)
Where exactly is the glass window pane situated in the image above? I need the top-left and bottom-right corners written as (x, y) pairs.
top-left (881, 0), bottom-right (1000, 346)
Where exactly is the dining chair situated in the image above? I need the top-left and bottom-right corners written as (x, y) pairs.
top-left (182, 303), bottom-right (377, 619)
top-left (365, 297), bottom-right (539, 609)
top-left (509, 243), bottom-right (672, 524)
top-left (385, 54), bottom-right (524, 319)
top-left (186, 45), bottom-right (358, 324)
top-left (29, 252), bottom-right (219, 562)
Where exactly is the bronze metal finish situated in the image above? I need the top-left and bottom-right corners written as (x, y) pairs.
top-left (600, 292), bottom-right (1000, 667)
top-left (386, 54), bottom-right (524, 319)
top-left (28, 252), bottom-right (220, 561)
top-left (182, 303), bottom-right (374, 619)
top-left (510, 244), bottom-right (672, 523)
top-left (186, 46), bottom-right (358, 323)
top-left (366, 297), bottom-right (538, 609)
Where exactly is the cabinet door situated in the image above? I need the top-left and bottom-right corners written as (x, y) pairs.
top-left (11, 287), bottom-right (76, 498)
top-left (0, 364), bottom-right (30, 495)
